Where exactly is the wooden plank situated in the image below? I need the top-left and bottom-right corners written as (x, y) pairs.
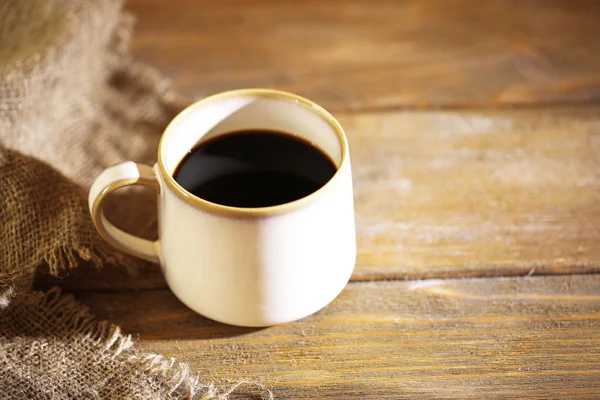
top-left (75, 275), bottom-right (600, 398)
top-left (44, 106), bottom-right (600, 291)
top-left (343, 107), bottom-right (600, 279)
top-left (126, 0), bottom-right (600, 111)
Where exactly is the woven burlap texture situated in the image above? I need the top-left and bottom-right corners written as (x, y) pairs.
top-left (0, 0), bottom-right (272, 398)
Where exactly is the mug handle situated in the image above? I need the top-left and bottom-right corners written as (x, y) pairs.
top-left (88, 161), bottom-right (160, 263)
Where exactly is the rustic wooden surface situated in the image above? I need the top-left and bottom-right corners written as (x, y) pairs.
top-left (127, 0), bottom-right (600, 111)
top-left (54, 1), bottom-right (600, 397)
top-left (76, 275), bottom-right (600, 398)
top-left (345, 107), bottom-right (600, 280)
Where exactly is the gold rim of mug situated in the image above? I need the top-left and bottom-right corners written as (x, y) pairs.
top-left (157, 88), bottom-right (348, 218)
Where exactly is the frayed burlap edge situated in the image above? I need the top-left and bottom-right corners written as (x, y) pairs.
top-left (12, 288), bottom-right (274, 400)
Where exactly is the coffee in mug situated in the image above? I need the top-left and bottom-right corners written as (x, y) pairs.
top-left (174, 129), bottom-right (337, 208)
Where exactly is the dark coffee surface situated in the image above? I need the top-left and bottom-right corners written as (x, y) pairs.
top-left (173, 130), bottom-right (337, 208)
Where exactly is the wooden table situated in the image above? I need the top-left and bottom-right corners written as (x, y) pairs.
top-left (68, 1), bottom-right (600, 397)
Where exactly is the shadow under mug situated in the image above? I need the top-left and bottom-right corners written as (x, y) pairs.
top-left (89, 89), bottom-right (356, 327)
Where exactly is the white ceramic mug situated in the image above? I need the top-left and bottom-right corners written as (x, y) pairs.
top-left (89, 89), bottom-right (356, 327)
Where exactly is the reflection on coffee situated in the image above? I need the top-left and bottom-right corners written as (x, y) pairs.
top-left (173, 129), bottom-right (336, 208)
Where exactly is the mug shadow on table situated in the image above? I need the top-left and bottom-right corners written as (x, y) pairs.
top-left (34, 262), bottom-right (266, 341)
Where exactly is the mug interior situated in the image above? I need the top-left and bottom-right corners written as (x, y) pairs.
top-left (157, 89), bottom-right (348, 216)
top-left (161, 90), bottom-right (345, 177)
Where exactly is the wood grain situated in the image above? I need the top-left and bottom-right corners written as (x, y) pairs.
top-left (43, 106), bottom-right (600, 291)
top-left (344, 106), bottom-right (600, 279)
top-left (126, 0), bottom-right (600, 111)
top-left (75, 275), bottom-right (600, 398)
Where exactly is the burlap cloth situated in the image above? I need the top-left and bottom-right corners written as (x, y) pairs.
top-left (0, 0), bottom-right (272, 398)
